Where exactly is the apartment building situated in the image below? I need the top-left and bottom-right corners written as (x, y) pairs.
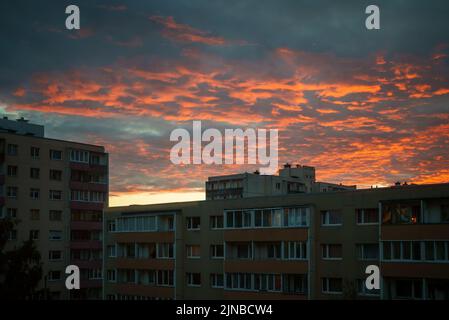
top-left (104, 182), bottom-right (449, 300)
top-left (0, 117), bottom-right (108, 299)
top-left (206, 164), bottom-right (355, 200)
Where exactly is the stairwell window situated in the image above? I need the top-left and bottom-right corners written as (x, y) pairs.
top-left (50, 149), bottom-right (62, 160)
top-left (7, 187), bottom-right (18, 198)
top-left (49, 230), bottom-right (62, 241)
top-left (210, 244), bottom-right (224, 259)
top-left (186, 273), bottom-right (201, 287)
top-left (186, 245), bottom-right (201, 259)
top-left (48, 271), bottom-right (62, 281)
top-left (357, 243), bottom-right (379, 260)
top-left (30, 147), bottom-right (40, 159)
top-left (356, 208), bottom-right (379, 225)
top-left (30, 188), bottom-right (40, 200)
top-left (49, 190), bottom-right (62, 201)
top-left (322, 277), bottom-right (342, 294)
top-left (210, 273), bottom-right (224, 288)
top-left (187, 217), bottom-right (200, 230)
top-left (321, 244), bottom-right (342, 260)
top-left (321, 210), bottom-right (342, 226)
top-left (210, 215), bottom-right (223, 229)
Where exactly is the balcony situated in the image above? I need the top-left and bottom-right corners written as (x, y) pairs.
top-left (224, 290), bottom-right (307, 300)
top-left (70, 201), bottom-right (104, 211)
top-left (224, 228), bottom-right (308, 242)
top-left (381, 262), bottom-right (449, 279)
top-left (113, 232), bottom-right (174, 243)
top-left (70, 240), bottom-right (102, 250)
top-left (71, 259), bottom-right (102, 269)
top-left (112, 283), bottom-right (174, 298)
top-left (71, 220), bottom-right (102, 230)
top-left (114, 258), bottom-right (174, 270)
top-left (80, 279), bottom-right (102, 288)
top-left (69, 181), bottom-right (108, 192)
top-left (70, 162), bottom-right (107, 174)
top-left (224, 259), bottom-right (308, 274)
top-left (381, 224), bottom-right (449, 240)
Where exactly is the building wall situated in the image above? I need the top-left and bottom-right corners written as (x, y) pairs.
top-left (104, 183), bottom-right (449, 300)
top-left (0, 132), bottom-right (108, 300)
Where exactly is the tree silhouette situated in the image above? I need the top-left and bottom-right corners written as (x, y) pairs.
top-left (0, 217), bottom-right (43, 299)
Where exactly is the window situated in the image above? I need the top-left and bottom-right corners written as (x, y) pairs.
top-left (49, 230), bottom-right (62, 241)
top-left (29, 230), bottom-right (39, 240)
top-left (157, 243), bottom-right (174, 258)
top-left (157, 270), bottom-right (174, 286)
top-left (49, 169), bottom-right (62, 181)
top-left (30, 209), bottom-right (40, 220)
top-left (107, 245), bottom-right (117, 258)
top-left (356, 208), bottom-right (379, 224)
top-left (49, 190), bottom-right (62, 200)
top-left (8, 230), bottom-right (18, 240)
top-left (71, 190), bottom-right (89, 202)
top-left (382, 241), bottom-right (435, 261)
top-left (48, 271), bottom-right (62, 281)
top-left (322, 278), bottom-right (342, 294)
top-left (70, 149), bottom-right (89, 163)
top-left (441, 205), bottom-right (449, 223)
top-left (267, 243), bottom-right (282, 259)
top-left (88, 268), bottom-right (103, 280)
top-left (30, 167), bottom-right (40, 179)
top-left (382, 202), bottom-right (420, 225)
top-left (186, 245), bottom-right (201, 259)
top-left (357, 243), bottom-right (379, 260)
top-left (108, 220), bottom-right (116, 232)
top-left (210, 244), bottom-right (224, 259)
top-left (395, 279), bottom-right (423, 299)
top-left (50, 149), bottom-right (62, 160)
top-left (187, 217), bottom-right (201, 230)
top-left (116, 216), bottom-right (156, 232)
top-left (283, 274), bottom-right (307, 294)
top-left (107, 270), bottom-right (116, 282)
top-left (49, 210), bottom-right (62, 221)
top-left (357, 279), bottom-right (380, 296)
top-left (7, 187), bottom-right (18, 198)
top-left (7, 208), bottom-right (18, 219)
top-left (254, 274), bottom-right (281, 292)
top-left (30, 188), bottom-right (40, 200)
top-left (31, 147), bottom-right (40, 159)
top-left (210, 273), bottom-right (224, 288)
top-left (49, 251), bottom-right (62, 261)
top-left (283, 207), bottom-right (308, 227)
top-left (236, 243), bottom-right (252, 259)
top-left (7, 165), bottom-right (18, 177)
top-left (210, 215), bottom-right (224, 229)
top-left (321, 210), bottom-right (342, 226)
top-left (285, 241), bottom-right (307, 260)
top-left (90, 191), bottom-right (105, 203)
top-left (186, 273), bottom-right (201, 287)
top-left (7, 144), bottom-right (18, 156)
top-left (321, 244), bottom-right (342, 260)
top-left (227, 273), bottom-right (253, 291)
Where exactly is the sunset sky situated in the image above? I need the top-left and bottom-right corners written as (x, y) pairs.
top-left (1, 0), bottom-right (448, 206)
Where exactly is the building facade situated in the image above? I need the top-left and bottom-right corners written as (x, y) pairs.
top-left (0, 118), bottom-right (108, 299)
top-left (206, 164), bottom-right (355, 200)
top-left (104, 183), bottom-right (449, 300)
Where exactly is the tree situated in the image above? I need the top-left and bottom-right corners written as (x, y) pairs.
top-left (0, 217), bottom-right (43, 299)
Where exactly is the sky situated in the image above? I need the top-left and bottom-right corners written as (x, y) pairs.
top-left (0, 0), bottom-right (448, 206)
